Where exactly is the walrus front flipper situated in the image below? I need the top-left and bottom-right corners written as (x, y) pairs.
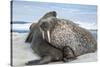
top-left (63, 46), bottom-right (77, 62)
top-left (25, 31), bottom-right (33, 43)
top-left (25, 56), bottom-right (52, 65)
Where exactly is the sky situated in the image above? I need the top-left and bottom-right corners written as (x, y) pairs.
top-left (12, 1), bottom-right (97, 29)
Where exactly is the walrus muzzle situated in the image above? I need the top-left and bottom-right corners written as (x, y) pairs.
top-left (40, 28), bottom-right (51, 43)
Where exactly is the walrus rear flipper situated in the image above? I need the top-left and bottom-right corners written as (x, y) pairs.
top-left (63, 46), bottom-right (77, 62)
top-left (25, 56), bottom-right (52, 65)
top-left (25, 31), bottom-right (33, 43)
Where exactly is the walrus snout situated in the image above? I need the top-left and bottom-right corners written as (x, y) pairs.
top-left (39, 21), bottom-right (51, 31)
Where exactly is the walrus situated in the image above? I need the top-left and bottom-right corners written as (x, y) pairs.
top-left (39, 16), bottom-right (97, 57)
top-left (25, 11), bottom-right (97, 65)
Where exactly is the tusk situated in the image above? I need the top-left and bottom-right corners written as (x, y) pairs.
top-left (47, 30), bottom-right (50, 43)
top-left (42, 31), bottom-right (45, 39)
top-left (39, 28), bottom-right (45, 39)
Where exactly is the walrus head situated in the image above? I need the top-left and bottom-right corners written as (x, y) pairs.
top-left (25, 11), bottom-right (57, 43)
top-left (38, 11), bottom-right (57, 43)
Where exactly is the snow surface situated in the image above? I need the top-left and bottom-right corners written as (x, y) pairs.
top-left (12, 32), bottom-right (97, 66)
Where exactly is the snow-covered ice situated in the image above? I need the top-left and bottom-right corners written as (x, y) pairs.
top-left (12, 32), bottom-right (97, 66)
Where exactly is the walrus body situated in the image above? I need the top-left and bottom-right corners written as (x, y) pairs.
top-left (49, 19), bottom-right (97, 57)
top-left (25, 11), bottom-right (97, 65)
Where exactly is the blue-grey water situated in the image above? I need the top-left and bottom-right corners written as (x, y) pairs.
top-left (90, 30), bottom-right (97, 39)
top-left (12, 22), bottom-right (97, 40)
